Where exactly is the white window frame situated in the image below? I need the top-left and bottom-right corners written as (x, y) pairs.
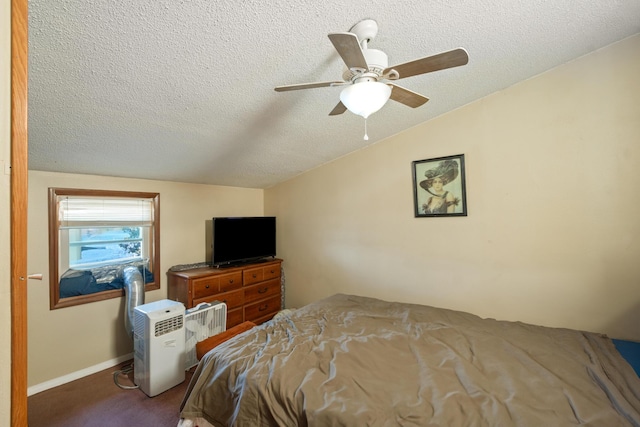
top-left (48, 188), bottom-right (160, 309)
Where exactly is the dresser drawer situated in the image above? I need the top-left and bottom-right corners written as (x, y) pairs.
top-left (216, 288), bottom-right (244, 310)
top-left (227, 308), bottom-right (244, 328)
top-left (219, 271), bottom-right (243, 293)
top-left (263, 264), bottom-right (280, 280)
top-left (194, 288), bottom-right (244, 310)
top-left (192, 276), bottom-right (219, 299)
top-left (243, 267), bottom-right (264, 286)
top-left (244, 295), bottom-right (280, 322)
top-left (244, 278), bottom-right (280, 305)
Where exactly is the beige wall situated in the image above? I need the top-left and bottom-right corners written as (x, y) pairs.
top-left (20, 30), bottom-right (640, 397)
top-left (27, 171), bottom-right (263, 386)
top-left (266, 35), bottom-right (640, 341)
top-left (1, 0), bottom-right (11, 423)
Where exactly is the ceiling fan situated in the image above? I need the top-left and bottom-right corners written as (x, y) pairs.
top-left (275, 19), bottom-right (469, 138)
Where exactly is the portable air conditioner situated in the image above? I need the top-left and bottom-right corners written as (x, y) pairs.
top-left (184, 301), bottom-right (227, 369)
top-left (133, 299), bottom-right (186, 397)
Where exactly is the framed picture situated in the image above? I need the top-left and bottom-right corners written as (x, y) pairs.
top-left (412, 154), bottom-right (467, 217)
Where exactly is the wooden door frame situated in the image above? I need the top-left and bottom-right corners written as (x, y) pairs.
top-left (11, 0), bottom-right (29, 425)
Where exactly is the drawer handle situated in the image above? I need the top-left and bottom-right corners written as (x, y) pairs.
top-left (270, 270), bottom-right (275, 274)
top-left (259, 304), bottom-right (268, 312)
top-left (258, 287), bottom-right (268, 294)
top-left (229, 279), bottom-right (234, 284)
top-left (223, 299), bottom-right (227, 304)
top-left (252, 274), bottom-right (257, 278)
top-left (205, 285), bottom-right (210, 289)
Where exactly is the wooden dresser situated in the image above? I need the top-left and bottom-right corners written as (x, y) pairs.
top-left (167, 259), bottom-right (282, 327)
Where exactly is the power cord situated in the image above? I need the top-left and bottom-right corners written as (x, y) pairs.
top-left (113, 362), bottom-right (139, 390)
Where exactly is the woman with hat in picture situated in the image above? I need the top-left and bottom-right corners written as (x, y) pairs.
top-left (420, 160), bottom-right (461, 214)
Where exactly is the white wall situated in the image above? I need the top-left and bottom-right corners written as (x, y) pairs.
top-left (1, 0), bottom-right (12, 422)
top-left (266, 35), bottom-right (640, 341)
top-left (27, 171), bottom-right (263, 387)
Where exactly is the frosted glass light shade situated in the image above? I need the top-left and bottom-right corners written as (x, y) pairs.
top-left (340, 81), bottom-right (392, 119)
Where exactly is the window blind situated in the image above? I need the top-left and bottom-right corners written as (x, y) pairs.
top-left (58, 196), bottom-right (154, 228)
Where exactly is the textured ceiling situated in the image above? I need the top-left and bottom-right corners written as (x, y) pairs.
top-left (28, 0), bottom-right (640, 189)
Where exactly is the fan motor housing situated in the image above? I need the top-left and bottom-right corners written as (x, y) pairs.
top-left (343, 48), bottom-right (388, 81)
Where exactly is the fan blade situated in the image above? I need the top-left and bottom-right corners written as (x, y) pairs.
top-left (328, 32), bottom-right (368, 71)
top-left (275, 81), bottom-right (346, 92)
top-left (384, 48), bottom-right (469, 80)
top-left (329, 101), bottom-right (347, 116)
top-left (388, 84), bottom-right (429, 108)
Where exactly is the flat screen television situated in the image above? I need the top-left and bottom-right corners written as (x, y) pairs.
top-left (210, 216), bottom-right (276, 267)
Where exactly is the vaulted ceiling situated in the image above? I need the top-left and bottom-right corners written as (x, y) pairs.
top-left (28, 0), bottom-right (640, 188)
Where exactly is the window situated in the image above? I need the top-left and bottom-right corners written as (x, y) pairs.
top-left (48, 188), bottom-right (160, 309)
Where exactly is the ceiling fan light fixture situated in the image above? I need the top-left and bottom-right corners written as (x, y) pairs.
top-left (340, 81), bottom-right (391, 119)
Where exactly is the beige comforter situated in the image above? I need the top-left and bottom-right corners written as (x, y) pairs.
top-left (180, 294), bottom-right (640, 426)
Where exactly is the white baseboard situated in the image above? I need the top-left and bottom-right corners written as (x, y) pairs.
top-left (28, 352), bottom-right (134, 396)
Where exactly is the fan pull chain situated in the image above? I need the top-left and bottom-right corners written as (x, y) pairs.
top-left (363, 119), bottom-right (369, 141)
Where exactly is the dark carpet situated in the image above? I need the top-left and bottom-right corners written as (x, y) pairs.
top-left (28, 360), bottom-right (193, 427)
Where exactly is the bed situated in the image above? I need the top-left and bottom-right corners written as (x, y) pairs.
top-left (179, 293), bottom-right (640, 426)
